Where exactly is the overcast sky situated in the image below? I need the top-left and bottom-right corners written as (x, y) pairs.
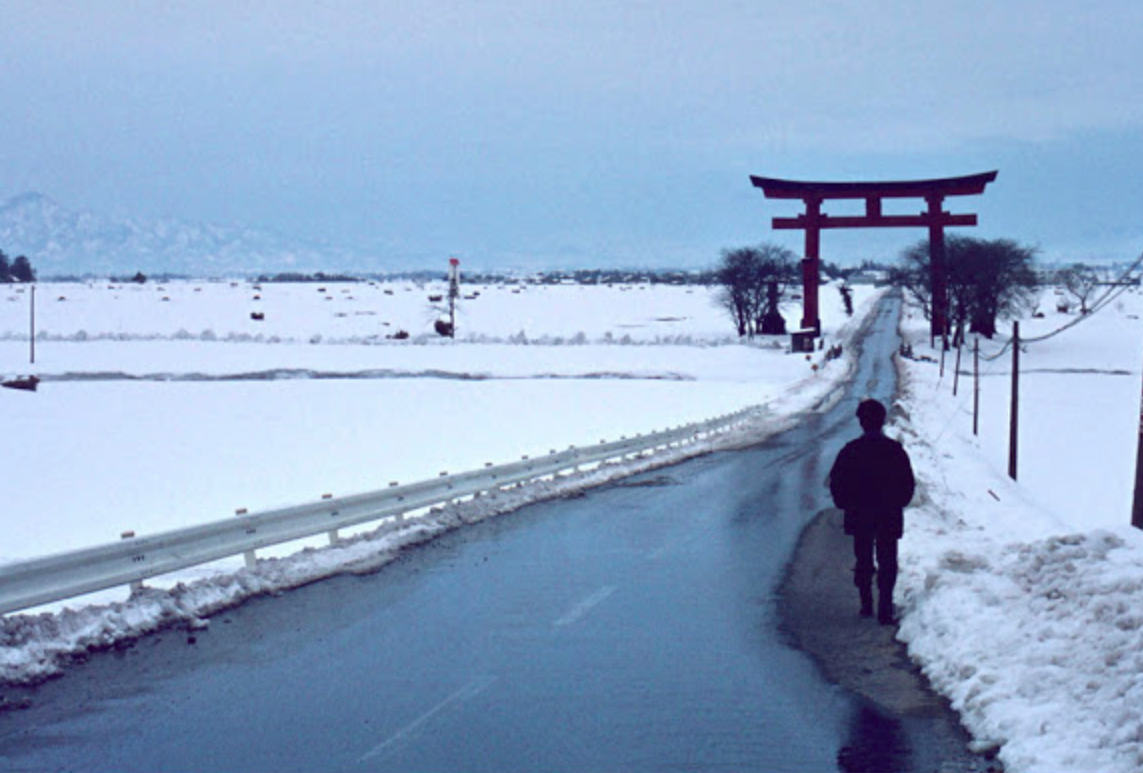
top-left (2, 1), bottom-right (1142, 269)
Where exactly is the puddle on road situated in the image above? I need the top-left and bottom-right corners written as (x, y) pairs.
top-left (612, 474), bottom-right (678, 488)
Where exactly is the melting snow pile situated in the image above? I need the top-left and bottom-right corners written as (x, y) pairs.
top-left (895, 292), bottom-right (1143, 773)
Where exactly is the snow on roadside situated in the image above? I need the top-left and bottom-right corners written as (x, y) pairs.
top-left (0, 408), bottom-right (792, 690)
top-left (0, 282), bottom-right (881, 688)
top-left (894, 296), bottom-right (1143, 773)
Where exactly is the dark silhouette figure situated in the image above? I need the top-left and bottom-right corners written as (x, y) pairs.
top-left (829, 399), bottom-right (915, 624)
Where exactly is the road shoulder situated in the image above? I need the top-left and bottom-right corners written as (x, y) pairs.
top-left (778, 507), bottom-right (950, 718)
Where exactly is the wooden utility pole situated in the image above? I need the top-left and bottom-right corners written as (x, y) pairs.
top-left (953, 337), bottom-right (963, 397)
top-left (1131, 340), bottom-right (1143, 530)
top-left (973, 337), bottom-right (980, 437)
top-left (1008, 321), bottom-right (1019, 480)
top-left (30, 284), bottom-right (35, 365)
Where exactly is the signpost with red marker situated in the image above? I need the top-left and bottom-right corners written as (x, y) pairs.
top-left (447, 257), bottom-right (460, 338)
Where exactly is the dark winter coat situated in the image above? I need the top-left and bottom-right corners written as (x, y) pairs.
top-left (829, 431), bottom-right (915, 539)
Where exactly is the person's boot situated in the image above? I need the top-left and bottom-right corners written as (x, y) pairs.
top-left (859, 585), bottom-right (874, 617)
top-left (877, 588), bottom-right (895, 625)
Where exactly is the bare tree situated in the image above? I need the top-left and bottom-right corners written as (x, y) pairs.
top-left (893, 236), bottom-right (1038, 341)
top-left (1057, 263), bottom-right (1101, 314)
top-left (715, 244), bottom-right (798, 337)
top-left (716, 248), bottom-right (755, 337)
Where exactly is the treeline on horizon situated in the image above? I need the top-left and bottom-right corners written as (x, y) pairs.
top-left (258, 268), bottom-right (724, 285)
top-left (29, 257), bottom-right (1118, 287)
top-left (251, 261), bottom-right (890, 286)
top-left (0, 250), bottom-right (36, 283)
top-left (256, 262), bottom-right (891, 285)
top-left (36, 259), bottom-right (951, 286)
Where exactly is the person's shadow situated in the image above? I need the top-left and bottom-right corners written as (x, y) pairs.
top-left (836, 704), bottom-right (912, 772)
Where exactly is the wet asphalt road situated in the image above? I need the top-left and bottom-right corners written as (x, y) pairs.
top-left (0, 294), bottom-right (993, 772)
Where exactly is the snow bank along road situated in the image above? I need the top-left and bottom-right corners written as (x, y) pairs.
top-left (0, 296), bottom-right (994, 773)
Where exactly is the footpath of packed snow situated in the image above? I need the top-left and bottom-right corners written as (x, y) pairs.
top-left (0, 280), bottom-right (879, 690)
top-left (894, 290), bottom-right (1143, 773)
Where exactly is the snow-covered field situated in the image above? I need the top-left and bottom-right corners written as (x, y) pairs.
top-left (0, 278), bottom-right (874, 678)
top-left (895, 285), bottom-right (1143, 773)
top-left (3, 274), bottom-right (1143, 772)
top-left (0, 280), bottom-right (860, 563)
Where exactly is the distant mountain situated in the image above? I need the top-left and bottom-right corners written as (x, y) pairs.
top-left (0, 192), bottom-right (373, 277)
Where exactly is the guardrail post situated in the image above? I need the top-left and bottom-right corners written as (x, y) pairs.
top-left (121, 531), bottom-right (145, 595)
top-left (234, 508), bottom-right (258, 568)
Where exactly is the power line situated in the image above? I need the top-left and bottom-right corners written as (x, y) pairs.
top-left (979, 251), bottom-right (1143, 362)
top-left (923, 251), bottom-right (1143, 444)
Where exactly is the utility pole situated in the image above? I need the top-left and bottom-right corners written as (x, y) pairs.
top-left (1008, 321), bottom-right (1019, 480)
top-left (953, 336), bottom-right (963, 397)
top-left (973, 337), bottom-right (980, 437)
top-left (1131, 338), bottom-right (1143, 530)
top-left (30, 284), bottom-right (35, 365)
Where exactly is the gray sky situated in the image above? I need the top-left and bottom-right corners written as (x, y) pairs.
top-left (2, 1), bottom-right (1142, 269)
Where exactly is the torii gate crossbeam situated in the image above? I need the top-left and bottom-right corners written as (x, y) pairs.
top-left (750, 171), bottom-right (998, 342)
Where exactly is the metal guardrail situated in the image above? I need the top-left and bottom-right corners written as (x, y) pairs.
top-left (0, 406), bottom-right (764, 616)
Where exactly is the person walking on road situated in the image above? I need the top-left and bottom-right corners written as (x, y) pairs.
top-left (828, 399), bottom-right (915, 625)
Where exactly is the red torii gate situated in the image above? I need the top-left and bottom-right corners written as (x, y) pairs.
top-left (750, 171), bottom-right (997, 342)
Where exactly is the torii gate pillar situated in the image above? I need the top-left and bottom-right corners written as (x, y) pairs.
top-left (801, 197), bottom-right (822, 335)
top-left (926, 194), bottom-right (949, 339)
top-left (751, 171), bottom-right (997, 343)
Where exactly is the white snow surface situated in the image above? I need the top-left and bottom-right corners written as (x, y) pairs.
top-left (0, 280), bottom-right (871, 686)
top-left (3, 277), bottom-right (1143, 773)
top-left (894, 290), bottom-right (1143, 773)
